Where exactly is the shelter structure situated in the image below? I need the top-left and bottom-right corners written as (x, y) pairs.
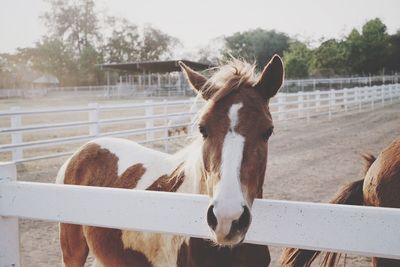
top-left (98, 60), bottom-right (214, 96)
top-left (32, 75), bottom-right (59, 88)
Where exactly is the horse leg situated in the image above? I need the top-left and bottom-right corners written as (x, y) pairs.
top-left (60, 223), bottom-right (89, 267)
top-left (83, 226), bottom-right (152, 267)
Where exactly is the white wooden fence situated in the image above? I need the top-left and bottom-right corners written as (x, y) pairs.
top-left (1, 161), bottom-right (400, 266)
top-left (1, 84), bottom-right (400, 163)
top-left (1, 74), bottom-right (399, 99)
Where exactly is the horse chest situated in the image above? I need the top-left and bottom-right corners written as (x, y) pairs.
top-left (121, 230), bottom-right (187, 267)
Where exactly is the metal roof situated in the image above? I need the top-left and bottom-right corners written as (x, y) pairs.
top-left (98, 59), bottom-right (214, 74)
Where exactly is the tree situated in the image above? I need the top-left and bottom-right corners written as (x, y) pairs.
top-left (222, 28), bottom-right (289, 69)
top-left (139, 25), bottom-right (180, 61)
top-left (102, 17), bottom-right (141, 63)
top-left (42, 0), bottom-right (100, 55)
top-left (344, 29), bottom-right (364, 74)
top-left (310, 39), bottom-right (348, 76)
top-left (386, 31), bottom-right (400, 73)
top-left (283, 41), bottom-right (312, 78)
top-left (18, 38), bottom-right (78, 85)
top-left (79, 45), bottom-right (103, 85)
top-left (344, 18), bottom-right (389, 75)
top-left (360, 18), bottom-right (389, 74)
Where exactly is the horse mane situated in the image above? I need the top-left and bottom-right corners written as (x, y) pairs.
top-left (173, 137), bottom-right (206, 194)
top-left (361, 153), bottom-right (376, 175)
top-left (203, 59), bottom-right (258, 102)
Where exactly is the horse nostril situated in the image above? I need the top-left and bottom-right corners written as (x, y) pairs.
top-left (231, 206), bottom-right (251, 233)
top-left (207, 205), bottom-right (217, 230)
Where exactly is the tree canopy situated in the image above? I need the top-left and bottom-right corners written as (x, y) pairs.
top-left (0, 0), bottom-right (179, 87)
top-left (1, 12), bottom-right (400, 88)
top-left (221, 18), bottom-right (400, 78)
top-left (222, 28), bottom-right (289, 70)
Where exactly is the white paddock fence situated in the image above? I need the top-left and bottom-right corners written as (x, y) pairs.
top-left (1, 84), bottom-right (400, 163)
top-left (1, 74), bottom-right (399, 99)
top-left (1, 162), bottom-right (400, 266)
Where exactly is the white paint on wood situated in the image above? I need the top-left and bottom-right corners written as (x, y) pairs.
top-left (0, 85), bottom-right (400, 163)
top-left (0, 162), bottom-right (20, 267)
top-left (1, 180), bottom-right (400, 260)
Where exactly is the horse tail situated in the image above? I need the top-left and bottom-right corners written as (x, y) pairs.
top-left (281, 179), bottom-right (365, 267)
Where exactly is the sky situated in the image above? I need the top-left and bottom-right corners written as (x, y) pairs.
top-left (1, 0), bottom-right (400, 54)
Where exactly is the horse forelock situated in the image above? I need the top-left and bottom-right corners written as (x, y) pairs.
top-left (202, 59), bottom-right (258, 102)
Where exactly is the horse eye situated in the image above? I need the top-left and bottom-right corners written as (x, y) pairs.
top-left (262, 128), bottom-right (274, 142)
top-left (199, 125), bottom-right (208, 138)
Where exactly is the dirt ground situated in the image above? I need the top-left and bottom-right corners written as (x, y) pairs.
top-left (12, 101), bottom-right (400, 266)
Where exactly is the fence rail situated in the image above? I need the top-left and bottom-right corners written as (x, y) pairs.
top-left (1, 74), bottom-right (399, 98)
top-left (1, 84), bottom-right (400, 163)
top-left (0, 162), bottom-right (400, 266)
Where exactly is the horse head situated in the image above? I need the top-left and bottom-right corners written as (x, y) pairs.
top-left (179, 55), bottom-right (284, 246)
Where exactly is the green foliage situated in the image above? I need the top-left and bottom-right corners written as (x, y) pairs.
top-left (222, 28), bottom-right (289, 69)
top-left (283, 42), bottom-right (312, 78)
top-left (222, 18), bottom-right (399, 78)
top-left (344, 18), bottom-right (389, 75)
top-left (310, 39), bottom-right (348, 77)
top-left (79, 45), bottom-right (103, 85)
top-left (2, 12), bottom-right (400, 88)
top-left (42, 0), bottom-right (100, 55)
top-left (18, 38), bottom-right (78, 85)
top-left (359, 18), bottom-right (389, 74)
top-left (102, 17), bottom-right (141, 63)
top-left (101, 19), bottom-right (179, 63)
top-left (0, 1), bottom-right (181, 87)
top-left (387, 31), bottom-right (400, 72)
top-left (139, 25), bottom-right (179, 61)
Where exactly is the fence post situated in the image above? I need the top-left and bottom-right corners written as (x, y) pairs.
top-left (163, 99), bottom-right (169, 152)
top-left (10, 107), bottom-right (22, 162)
top-left (0, 162), bottom-right (20, 267)
top-left (88, 103), bottom-right (100, 137)
top-left (328, 89), bottom-right (335, 120)
top-left (371, 87), bottom-right (375, 110)
top-left (343, 88), bottom-right (348, 112)
top-left (315, 90), bottom-right (321, 112)
top-left (277, 94), bottom-right (286, 120)
top-left (145, 100), bottom-right (154, 141)
top-left (297, 91), bottom-right (304, 118)
top-left (390, 84), bottom-right (394, 103)
top-left (356, 87), bottom-right (362, 112)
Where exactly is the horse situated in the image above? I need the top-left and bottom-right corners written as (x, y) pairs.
top-left (167, 100), bottom-right (201, 137)
top-left (56, 55), bottom-right (285, 267)
top-left (280, 136), bottom-right (400, 267)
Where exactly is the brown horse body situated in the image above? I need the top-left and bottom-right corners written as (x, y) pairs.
top-left (57, 56), bottom-right (284, 266)
top-left (281, 137), bottom-right (400, 267)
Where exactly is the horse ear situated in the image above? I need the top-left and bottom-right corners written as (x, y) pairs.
top-left (254, 54), bottom-right (284, 99)
top-left (179, 61), bottom-right (209, 99)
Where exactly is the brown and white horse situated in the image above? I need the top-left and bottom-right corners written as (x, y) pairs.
top-left (281, 136), bottom-right (400, 267)
top-left (56, 55), bottom-right (284, 267)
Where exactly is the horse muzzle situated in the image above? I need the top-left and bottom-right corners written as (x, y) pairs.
top-left (206, 204), bottom-right (251, 246)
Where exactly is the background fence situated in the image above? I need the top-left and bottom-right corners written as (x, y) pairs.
top-left (1, 161), bottom-right (400, 266)
top-left (1, 74), bottom-right (399, 99)
top-left (1, 84), bottom-right (399, 163)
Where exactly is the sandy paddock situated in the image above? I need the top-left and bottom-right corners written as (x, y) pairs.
top-left (7, 100), bottom-right (400, 266)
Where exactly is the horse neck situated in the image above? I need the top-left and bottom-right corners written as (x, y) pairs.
top-left (172, 137), bottom-right (207, 195)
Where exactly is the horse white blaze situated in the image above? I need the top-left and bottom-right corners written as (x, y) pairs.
top-left (212, 103), bottom-right (247, 240)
